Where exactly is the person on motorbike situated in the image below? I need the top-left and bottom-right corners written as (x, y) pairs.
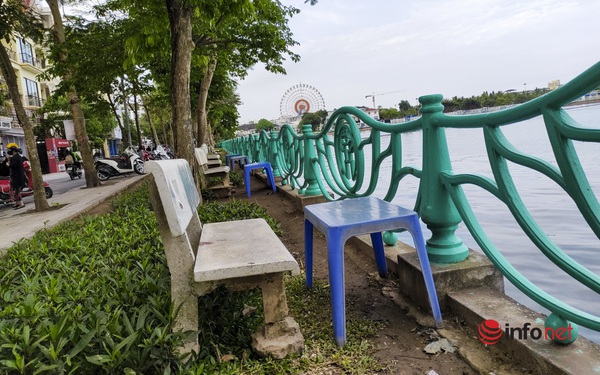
top-left (65, 148), bottom-right (82, 175)
top-left (6, 143), bottom-right (26, 209)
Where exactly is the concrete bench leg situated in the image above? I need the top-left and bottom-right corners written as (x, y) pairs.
top-left (172, 289), bottom-right (200, 356)
top-left (252, 273), bottom-right (304, 359)
top-left (149, 181), bottom-right (201, 356)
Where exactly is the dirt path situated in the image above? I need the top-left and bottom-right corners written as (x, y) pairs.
top-left (221, 176), bottom-right (477, 375)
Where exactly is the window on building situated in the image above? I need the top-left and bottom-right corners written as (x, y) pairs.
top-left (24, 78), bottom-right (41, 107)
top-left (18, 38), bottom-right (34, 65)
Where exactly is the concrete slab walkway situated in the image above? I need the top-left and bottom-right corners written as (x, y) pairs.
top-left (0, 173), bottom-right (147, 256)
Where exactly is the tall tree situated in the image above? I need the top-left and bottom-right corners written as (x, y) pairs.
top-left (195, 48), bottom-right (217, 146)
top-left (45, 18), bottom-right (129, 149)
top-left (299, 112), bottom-right (321, 131)
top-left (0, 0), bottom-right (49, 211)
top-left (256, 118), bottom-right (275, 132)
top-left (316, 109), bottom-right (328, 125)
top-left (165, 0), bottom-right (194, 168)
top-left (46, 0), bottom-right (100, 187)
top-left (191, 0), bottom-right (300, 147)
top-left (379, 107), bottom-right (400, 121)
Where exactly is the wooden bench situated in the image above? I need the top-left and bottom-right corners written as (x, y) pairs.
top-left (146, 159), bottom-right (304, 358)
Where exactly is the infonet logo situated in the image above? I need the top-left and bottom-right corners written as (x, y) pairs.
top-left (477, 319), bottom-right (575, 345)
top-left (478, 319), bottom-right (503, 345)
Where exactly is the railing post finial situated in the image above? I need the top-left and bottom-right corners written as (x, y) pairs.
top-left (301, 124), bottom-right (321, 196)
top-left (418, 94), bottom-right (469, 263)
top-left (270, 130), bottom-right (281, 177)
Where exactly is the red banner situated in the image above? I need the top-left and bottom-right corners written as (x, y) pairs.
top-left (55, 139), bottom-right (71, 148)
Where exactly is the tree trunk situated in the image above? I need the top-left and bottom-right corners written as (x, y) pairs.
top-left (47, 0), bottom-right (100, 188)
top-left (165, 0), bottom-right (194, 168)
top-left (196, 51), bottom-right (217, 147)
top-left (142, 101), bottom-right (160, 146)
top-left (0, 44), bottom-right (49, 211)
top-left (106, 90), bottom-right (125, 141)
top-left (157, 111), bottom-right (171, 147)
top-left (119, 81), bottom-right (131, 147)
top-left (132, 81), bottom-right (142, 147)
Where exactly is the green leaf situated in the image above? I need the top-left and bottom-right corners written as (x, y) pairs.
top-left (85, 354), bottom-right (112, 365)
top-left (67, 329), bottom-right (95, 358)
top-left (0, 359), bottom-right (18, 369)
top-left (114, 332), bottom-right (139, 353)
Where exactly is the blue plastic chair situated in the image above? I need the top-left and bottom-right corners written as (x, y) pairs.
top-left (225, 153), bottom-right (240, 167)
top-left (228, 155), bottom-right (249, 170)
top-left (244, 161), bottom-right (276, 197)
top-left (304, 196), bottom-right (443, 346)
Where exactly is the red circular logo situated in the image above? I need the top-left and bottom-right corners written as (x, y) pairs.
top-left (478, 319), bottom-right (502, 345)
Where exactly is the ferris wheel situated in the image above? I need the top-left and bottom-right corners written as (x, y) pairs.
top-left (280, 83), bottom-right (326, 118)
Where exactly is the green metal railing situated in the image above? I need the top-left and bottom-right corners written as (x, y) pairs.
top-left (220, 61), bottom-right (600, 338)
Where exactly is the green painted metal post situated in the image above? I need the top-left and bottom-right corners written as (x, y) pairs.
top-left (418, 94), bottom-right (469, 263)
top-left (302, 124), bottom-right (322, 196)
top-left (252, 134), bottom-right (260, 163)
top-left (270, 130), bottom-right (281, 177)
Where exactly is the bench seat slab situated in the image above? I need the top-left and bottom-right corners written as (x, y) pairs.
top-left (195, 218), bottom-right (300, 282)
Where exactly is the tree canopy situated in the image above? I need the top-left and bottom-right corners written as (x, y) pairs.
top-left (256, 118), bottom-right (275, 132)
top-left (299, 112), bottom-right (321, 131)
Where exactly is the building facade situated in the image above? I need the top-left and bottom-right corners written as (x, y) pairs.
top-left (0, 2), bottom-right (54, 158)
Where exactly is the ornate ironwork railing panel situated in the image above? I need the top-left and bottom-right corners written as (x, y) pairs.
top-left (220, 61), bottom-right (600, 334)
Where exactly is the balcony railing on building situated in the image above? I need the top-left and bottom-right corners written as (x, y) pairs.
top-left (26, 95), bottom-right (43, 107)
top-left (19, 52), bottom-right (44, 69)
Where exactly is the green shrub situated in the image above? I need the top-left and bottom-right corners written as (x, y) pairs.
top-left (0, 185), bottom-right (382, 374)
top-left (228, 171), bottom-right (244, 187)
top-left (198, 200), bottom-right (281, 236)
top-left (0, 185), bottom-right (181, 374)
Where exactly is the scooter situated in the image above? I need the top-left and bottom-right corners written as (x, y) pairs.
top-left (153, 144), bottom-right (171, 160)
top-left (0, 161), bottom-right (53, 206)
top-left (66, 162), bottom-right (83, 180)
top-left (94, 146), bottom-right (144, 181)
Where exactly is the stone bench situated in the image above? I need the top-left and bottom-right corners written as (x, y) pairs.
top-left (146, 159), bottom-right (304, 358)
top-left (195, 147), bottom-right (231, 194)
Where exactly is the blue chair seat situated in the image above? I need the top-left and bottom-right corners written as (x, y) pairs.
top-left (228, 155), bottom-right (249, 170)
top-left (244, 162), bottom-right (276, 197)
top-left (304, 196), bottom-right (443, 346)
top-left (225, 153), bottom-right (240, 167)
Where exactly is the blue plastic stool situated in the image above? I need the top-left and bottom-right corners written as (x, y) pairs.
top-left (244, 161), bottom-right (276, 197)
top-left (228, 155), bottom-right (249, 170)
top-left (225, 153), bottom-right (240, 168)
top-left (304, 196), bottom-right (443, 346)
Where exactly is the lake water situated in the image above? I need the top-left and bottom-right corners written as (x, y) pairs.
top-left (355, 104), bottom-right (600, 343)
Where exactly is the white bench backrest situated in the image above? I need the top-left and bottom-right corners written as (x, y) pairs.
top-left (146, 159), bottom-right (200, 236)
top-left (194, 147), bottom-right (208, 167)
top-left (200, 143), bottom-right (209, 155)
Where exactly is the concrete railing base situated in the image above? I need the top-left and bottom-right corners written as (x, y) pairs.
top-left (270, 175), bottom-right (331, 211)
top-left (349, 235), bottom-right (504, 311)
top-left (249, 175), bottom-right (600, 374)
top-left (449, 287), bottom-right (600, 375)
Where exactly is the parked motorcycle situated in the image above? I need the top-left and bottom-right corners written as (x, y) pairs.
top-left (94, 147), bottom-right (144, 181)
top-left (138, 147), bottom-right (155, 162)
top-left (153, 144), bottom-right (171, 160)
top-left (0, 161), bottom-right (53, 206)
top-left (66, 163), bottom-right (83, 180)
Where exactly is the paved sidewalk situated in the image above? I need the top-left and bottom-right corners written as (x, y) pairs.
top-left (0, 174), bottom-right (148, 256)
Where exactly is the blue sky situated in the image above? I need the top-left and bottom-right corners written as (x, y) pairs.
top-left (236, 0), bottom-right (600, 123)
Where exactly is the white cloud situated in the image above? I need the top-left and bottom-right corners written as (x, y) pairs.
top-left (236, 0), bottom-right (600, 123)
